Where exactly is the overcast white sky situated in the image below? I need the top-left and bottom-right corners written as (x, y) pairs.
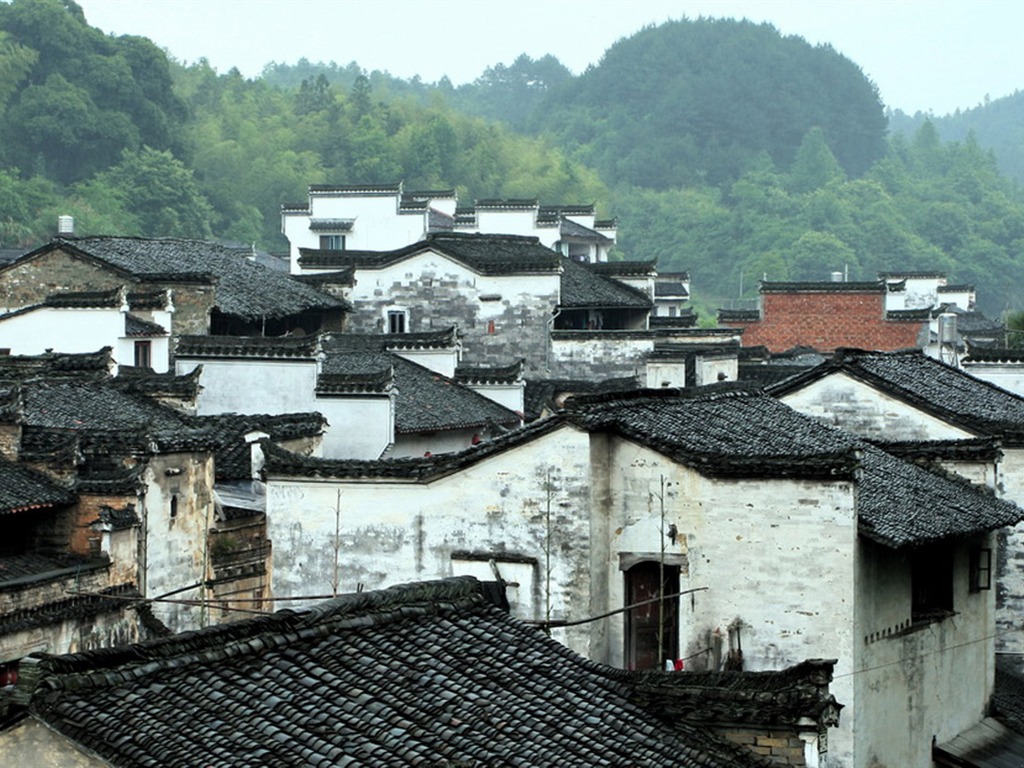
top-left (76, 0), bottom-right (1023, 116)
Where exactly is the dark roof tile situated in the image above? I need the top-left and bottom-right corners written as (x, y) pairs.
top-left (31, 237), bottom-right (347, 321)
top-left (13, 577), bottom-right (779, 767)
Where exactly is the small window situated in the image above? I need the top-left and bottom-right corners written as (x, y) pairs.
top-left (169, 495), bottom-right (178, 520)
top-left (970, 547), bottom-right (992, 593)
top-left (387, 310), bottom-right (407, 334)
top-left (911, 546), bottom-right (953, 621)
top-left (134, 340), bottom-right (152, 369)
top-left (319, 234), bottom-right (345, 250)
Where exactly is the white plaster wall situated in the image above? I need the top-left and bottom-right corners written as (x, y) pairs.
top-left (901, 276), bottom-right (943, 309)
top-left (588, 436), bottom-right (860, 765)
top-left (695, 356), bottom-right (738, 385)
top-left (392, 347), bottom-right (459, 378)
top-left (474, 210), bottom-right (540, 240)
top-left (0, 307), bottom-right (123, 356)
top-left (644, 361), bottom-right (686, 388)
top-left (266, 424), bottom-right (594, 651)
top-left (963, 363), bottom-right (1024, 398)
top-left (854, 535), bottom-right (995, 768)
top-left (116, 335), bottom-right (170, 373)
top-left (465, 383), bottom-right (524, 414)
top-left (286, 194), bottom-right (430, 270)
top-left (316, 396), bottom-right (392, 459)
top-left (142, 452), bottom-right (215, 632)
top-left (550, 336), bottom-right (652, 379)
top-left (779, 373), bottom-right (975, 441)
top-left (994, 449), bottom-right (1024, 656)
top-left (178, 358), bottom-right (318, 416)
top-left (392, 428), bottom-right (478, 458)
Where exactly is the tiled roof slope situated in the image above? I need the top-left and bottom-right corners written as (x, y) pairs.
top-left (44, 237), bottom-right (346, 320)
top-left (193, 413), bottom-right (327, 481)
top-left (567, 387), bottom-right (860, 480)
top-left (524, 377), bottom-right (640, 421)
top-left (0, 457), bottom-right (76, 515)
top-left (0, 348), bottom-right (113, 383)
top-left (857, 445), bottom-right (1023, 548)
top-left (768, 348), bottom-right (1024, 444)
top-left (13, 578), bottom-right (768, 767)
top-left (112, 365), bottom-right (201, 401)
top-left (559, 257), bottom-right (653, 309)
top-left (299, 233), bottom-right (564, 275)
top-left (321, 335), bottom-right (521, 434)
top-left (262, 417), bottom-right (569, 482)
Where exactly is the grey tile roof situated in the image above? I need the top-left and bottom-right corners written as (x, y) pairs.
top-left (263, 418), bottom-right (568, 481)
top-left (857, 445), bottom-right (1023, 548)
top-left (0, 348), bottom-right (113, 384)
top-left (559, 217), bottom-right (612, 242)
top-left (299, 233), bottom-right (564, 275)
top-left (0, 582), bottom-right (136, 637)
top-left (559, 258), bottom-right (653, 310)
top-left (193, 413), bottom-right (327, 482)
top-left (176, 334), bottom-right (321, 360)
top-left (630, 658), bottom-right (840, 729)
top-left (455, 359), bottom-right (524, 386)
top-left (655, 281), bottom-right (689, 297)
top-left (321, 335), bottom-right (521, 434)
top-left (112, 366), bottom-right (201, 401)
top-left (36, 237), bottom-right (347, 321)
top-left (768, 348), bottom-right (1024, 444)
top-left (124, 314), bottom-right (167, 337)
top-left (11, 577), bottom-right (771, 767)
top-left (0, 457), bottom-right (76, 515)
top-left (566, 387), bottom-right (861, 480)
top-left (524, 377), bottom-right (640, 421)
top-left (993, 656), bottom-right (1024, 733)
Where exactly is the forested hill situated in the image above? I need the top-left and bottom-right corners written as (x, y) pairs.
top-left (2, 0), bottom-right (1024, 316)
top-left (889, 90), bottom-right (1024, 184)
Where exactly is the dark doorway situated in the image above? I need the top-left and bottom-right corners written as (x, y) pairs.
top-left (625, 561), bottom-right (679, 670)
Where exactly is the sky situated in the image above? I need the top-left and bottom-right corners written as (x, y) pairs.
top-left (76, 0), bottom-right (1024, 116)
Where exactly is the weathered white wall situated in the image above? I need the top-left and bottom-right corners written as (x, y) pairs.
top-left (180, 358), bottom-right (319, 416)
top-left (550, 334), bottom-right (652, 379)
top-left (995, 449), bottom-right (1024, 656)
top-left (0, 307), bottom-right (122, 356)
top-left (644, 360), bottom-right (686, 388)
top-left (176, 358), bottom-right (391, 459)
top-left (779, 373), bottom-right (974, 441)
top-left (116, 335), bottom-right (170, 373)
top-left (695, 355), bottom-right (738, 385)
top-left (392, 347), bottom-right (459, 377)
top-left (343, 251), bottom-right (560, 375)
top-left (963, 363), bottom-right (1024, 397)
top-left (285, 193), bottom-right (429, 270)
top-left (465, 383), bottom-right (524, 413)
top-left (854, 535), bottom-right (995, 768)
top-left (266, 424), bottom-right (594, 652)
top-left (392, 427), bottom-right (479, 458)
top-left (587, 435), bottom-right (860, 765)
top-left (142, 452), bottom-right (215, 632)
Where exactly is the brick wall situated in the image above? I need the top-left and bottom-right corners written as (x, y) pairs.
top-left (724, 291), bottom-right (925, 353)
top-left (722, 728), bottom-right (811, 766)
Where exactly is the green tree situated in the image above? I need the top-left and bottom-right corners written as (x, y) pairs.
top-left (90, 147), bottom-right (213, 238)
top-left (787, 127), bottom-right (845, 194)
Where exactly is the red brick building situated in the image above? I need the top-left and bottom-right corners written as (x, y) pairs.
top-left (718, 281), bottom-right (929, 353)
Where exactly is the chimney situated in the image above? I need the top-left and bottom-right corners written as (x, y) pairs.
top-left (57, 215), bottom-right (74, 235)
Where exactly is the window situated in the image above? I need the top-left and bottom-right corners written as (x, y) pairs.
top-left (169, 495), bottom-right (178, 520)
top-left (911, 546), bottom-right (953, 621)
top-left (387, 310), bottom-right (407, 334)
top-left (319, 234), bottom-right (345, 250)
top-left (134, 340), bottom-right (152, 369)
top-left (970, 547), bottom-right (992, 592)
top-left (624, 561), bottom-right (679, 670)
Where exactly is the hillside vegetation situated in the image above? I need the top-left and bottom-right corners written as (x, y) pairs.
top-left (2, 0), bottom-right (1023, 315)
